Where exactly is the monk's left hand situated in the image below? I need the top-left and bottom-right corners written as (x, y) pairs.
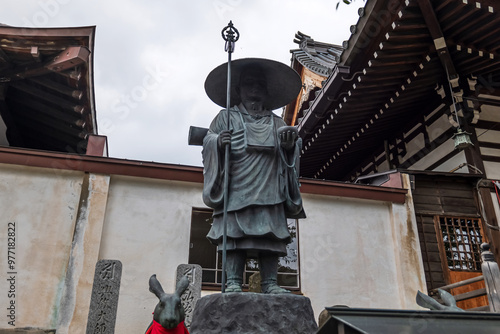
top-left (279, 129), bottom-right (298, 151)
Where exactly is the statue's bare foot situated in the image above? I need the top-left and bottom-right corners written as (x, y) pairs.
top-left (262, 283), bottom-right (291, 294)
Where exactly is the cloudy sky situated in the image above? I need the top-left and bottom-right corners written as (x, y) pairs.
top-left (4, 0), bottom-right (361, 167)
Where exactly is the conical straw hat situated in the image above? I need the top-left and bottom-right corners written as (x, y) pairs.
top-left (205, 58), bottom-right (302, 111)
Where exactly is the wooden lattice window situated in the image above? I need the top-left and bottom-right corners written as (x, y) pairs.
top-left (436, 216), bottom-right (483, 271)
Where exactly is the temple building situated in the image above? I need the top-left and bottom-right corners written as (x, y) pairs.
top-left (1, 0), bottom-right (500, 333)
top-left (284, 0), bottom-right (500, 315)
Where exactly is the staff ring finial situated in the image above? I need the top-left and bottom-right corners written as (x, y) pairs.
top-left (221, 20), bottom-right (240, 43)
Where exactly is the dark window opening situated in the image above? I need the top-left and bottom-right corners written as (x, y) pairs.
top-left (188, 208), bottom-right (300, 290)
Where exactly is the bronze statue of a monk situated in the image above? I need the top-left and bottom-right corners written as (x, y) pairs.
top-left (203, 58), bottom-right (305, 293)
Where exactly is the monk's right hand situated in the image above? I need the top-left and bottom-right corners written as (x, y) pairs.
top-left (217, 130), bottom-right (232, 149)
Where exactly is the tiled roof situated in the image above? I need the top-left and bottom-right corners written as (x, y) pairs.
top-left (291, 31), bottom-right (343, 77)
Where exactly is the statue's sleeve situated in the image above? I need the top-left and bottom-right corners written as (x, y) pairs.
top-left (274, 116), bottom-right (305, 219)
top-left (202, 111), bottom-right (226, 210)
top-left (284, 137), bottom-right (306, 219)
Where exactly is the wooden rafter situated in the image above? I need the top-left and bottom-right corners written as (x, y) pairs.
top-left (0, 46), bottom-right (90, 82)
top-left (9, 81), bottom-right (85, 114)
top-left (417, 0), bottom-right (459, 81)
top-left (0, 47), bottom-right (10, 63)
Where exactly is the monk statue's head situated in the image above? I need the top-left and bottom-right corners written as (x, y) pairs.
top-left (236, 65), bottom-right (269, 108)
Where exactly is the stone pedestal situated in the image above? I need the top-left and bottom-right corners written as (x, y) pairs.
top-left (190, 293), bottom-right (317, 334)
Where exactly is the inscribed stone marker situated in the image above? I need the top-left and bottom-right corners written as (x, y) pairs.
top-left (86, 260), bottom-right (122, 334)
top-left (176, 264), bottom-right (202, 329)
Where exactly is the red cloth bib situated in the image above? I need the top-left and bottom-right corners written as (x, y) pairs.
top-left (145, 320), bottom-right (189, 334)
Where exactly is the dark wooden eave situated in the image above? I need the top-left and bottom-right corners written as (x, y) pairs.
top-left (296, 0), bottom-right (500, 181)
top-left (0, 25), bottom-right (97, 154)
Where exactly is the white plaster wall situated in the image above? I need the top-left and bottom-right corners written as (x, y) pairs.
top-left (434, 150), bottom-right (467, 173)
top-left (98, 175), bottom-right (206, 333)
top-left (477, 106), bottom-right (500, 180)
top-left (480, 147), bottom-right (500, 157)
top-left (477, 128), bottom-right (500, 180)
top-left (0, 163), bottom-right (426, 332)
top-left (427, 114), bottom-right (452, 142)
top-left (476, 128), bottom-right (500, 145)
top-left (388, 174), bottom-right (426, 309)
top-left (63, 173), bottom-right (111, 334)
top-left (403, 133), bottom-right (425, 163)
top-left (485, 161), bottom-right (500, 180)
top-left (480, 105), bottom-right (500, 122)
top-left (409, 138), bottom-right (456, 171)
top-left (0, 164), bottom-right (84, 330)
top-left (299, 191), bottom-right (425, 320)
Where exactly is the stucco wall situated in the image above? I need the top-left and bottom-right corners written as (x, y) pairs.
top-left (0, 164), bottom-right (84, 330)
top-left (299, 175), bottom-right (425, 319)
top-left (0, 162), bottom-right (423, 333)
top-left (98, 175), bottom-right (205, 332)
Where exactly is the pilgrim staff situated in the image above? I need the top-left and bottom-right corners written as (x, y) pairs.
top-left (219, 21), bottom-right (239, 293)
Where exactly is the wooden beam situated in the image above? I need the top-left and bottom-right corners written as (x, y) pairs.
top-left (453, 288), bottom-right (487, 302)
top-left (45, 46), bottom-right (90, 72)
top-left (8, 92), bottom-right (85, 127)
top-left (478, 141), bottom-right (500, 150)
top-left (16, 119), bottom-right (86, 148)
top-left (0, 46), bottom-right (90, 82)
top-left (9, 81), bottom-right (85, 114)
top-left (463, 120), bottom-right (486, 173)
top-left (0, 47), bottom-right (10, 63)
top-left (31, 46), bottom-right (41, 63)
top-left (417, 0), bottom-right (459, 80)
top-left (53, 68), bottom-right (82, 82)
top-left (481, 155), bottom-right (500, 163)
top-left (14, 105), bottom-right (87, 138)
top-left (432, 275), bottom-right (484, 292)
top-left (28, 77), bottom-right (83, 100)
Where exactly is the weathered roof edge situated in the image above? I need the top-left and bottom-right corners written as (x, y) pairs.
top-left (0, 25), bottom-right (96, 36)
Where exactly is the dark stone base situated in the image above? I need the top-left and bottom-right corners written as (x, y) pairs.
top-left (190, 293), bottom-right (318, 334)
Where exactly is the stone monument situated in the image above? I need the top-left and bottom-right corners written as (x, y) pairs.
top-left (176, 264), bottom-right (202, 329)
top-left (86, 259), bottom-right (122, 334)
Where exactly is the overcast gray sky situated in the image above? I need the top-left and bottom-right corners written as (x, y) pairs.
top-left (3, 0), bottom-right (361, 167)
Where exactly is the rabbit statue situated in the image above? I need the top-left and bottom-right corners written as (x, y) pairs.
top-left (145, 274), bottom-right (190, 334)
top-left (416, 288), bottom-right (465, 312)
